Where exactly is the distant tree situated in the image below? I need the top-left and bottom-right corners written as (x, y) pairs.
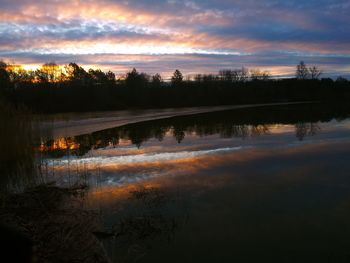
top-left (0, 60), bottom-right (10, 91)
top-left (171, 69), bottom-right (183, 87)
top-left (194, 74), bottom-right (203, 83)
top-left (151, 73), bottom-right (162, 88)
top-left (6, 64), bottom-right (33, 85)
top-left (125, 68), bottom-right (149, 89)
top-left (309, 66), bottom-right (322, 80)
top-left (232, 67), bottom-right (249, 82)
top-left (219, 69), bottom-right (233, 82)
top-left (35, 62), bottom-right (60, 83)
top-left (336, 76), bottom-right (347, 83)
top-left (106, 71), bottom-right (116, 84)
top-left (296, 61), bottom-right (309, 79)
top-left (250, 69), bottom-right (271, 81)
top-left (64, 63), bottom-right (90, 84)
top-left (88, 69), bottom-right (109, 85)
top-left (202, 74), bottom-right (217, 83)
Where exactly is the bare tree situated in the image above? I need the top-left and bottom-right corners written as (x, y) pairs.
top-left (250, 69), bottom-right (271, 81)
top-left (232, 67), bottom-right (249, 82)
top-left (309, 66), bottom-right (322, 79)
top-left (219, 69), bottom-right (233, 82)
top-left (194, 74), bottom-right (202, 83)
top-left (296, 61), bottom-right (309, 79)
top-left (36, 62), bottom-right (60, 83)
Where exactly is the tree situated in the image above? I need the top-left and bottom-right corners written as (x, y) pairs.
top-left (171, 69), bottom-right (183, 87)
top-left (296, 61), bottom-right (309, 79)
top-left (309, 66), bottom-right (322, 80)
top-left (151, 73), bottom-right (162, 88)
top-left (336, 76), bottom-right (347, 83)
top-left (88, 69), bottom-right (108, 85)
top-left (194, 74), bottom-right (203, 83)
top-left (250, 69), bottom-right (271, 81)
top-left (0, 61), bottom-right (10, 91)
top-left (125, 68), bottom-right (149, 89)
top-left (35, 62), bottom-right (61, 83)
top-left (64, 63), bottom-right (90, 84)
top-left (219, 69), bottom-right (233, 82)
top-left (232, 67), bottom-right (249, 82)
top-left (106, 71), bottom-right (116, 84)
top-left (202, 74), bottom-right (217, 84)
top-left (6, 64), bottom-right (33, 85)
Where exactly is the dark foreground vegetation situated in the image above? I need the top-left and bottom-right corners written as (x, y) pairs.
top-left (0, 183), bottom-right (110, 263)
top-left (0, 60), bottom-right (349, 113)
top-left (0, 101), bottom-right (181, 263)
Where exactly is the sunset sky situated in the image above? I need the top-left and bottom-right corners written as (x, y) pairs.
top-left (1, 0), bottom-right (349, 78)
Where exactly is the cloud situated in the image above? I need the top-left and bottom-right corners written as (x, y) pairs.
top-left (0, 0), bottom-right (349, 77)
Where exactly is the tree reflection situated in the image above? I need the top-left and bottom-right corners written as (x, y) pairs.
top-left (295, 123), bottom-right (320, 141)
top-left (37, 103), bottom-right (350, 158)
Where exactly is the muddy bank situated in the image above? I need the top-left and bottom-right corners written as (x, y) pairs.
top-left (0, 183), bottom-right (110, 263)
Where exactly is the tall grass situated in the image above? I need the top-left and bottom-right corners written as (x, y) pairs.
top-left (0, 100), bottom-right (40, 192)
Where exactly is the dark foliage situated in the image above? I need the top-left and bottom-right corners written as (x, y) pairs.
top-left (0, 61), bottom-right (349, 113)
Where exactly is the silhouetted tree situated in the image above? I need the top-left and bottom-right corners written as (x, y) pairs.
top-left (2, 61), bottom-right (350, 114)
top-left (309, 66), bottom-right (322, 80)
top-left (106, 71), bottom-right (116, 84)
top-left (296, 61), bottom-right (309, 79)
top-left (250, 69), bottom-right (271, 81)
top-left (194, 74), bottom-right (203, 83)
top-left (219, 69), bottom-right (234, 82)
top-left (171, 69), bottom-right (183, 87)
top-left (0, 61), bottom-right (10, 91)
top-left (336, 76), bottom-right (348, 83)
top-left (35, 62), bottom-right (61, 83)
top-left (65, 63), bottom-right (90, 84)
top-left (6, 64), bottom-right (34, 86)
top-left (125, 68), bottom-right (149, 89)
top-left (233, 67), bottom-right (249, 82)
top-left (88, 69), bottom-right (109, 85)
top-left (202, 74), bottom-right (217, 83)
top-left (151, 73), bottom-right (162, 88)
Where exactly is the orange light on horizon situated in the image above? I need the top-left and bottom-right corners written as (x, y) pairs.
top-left (38, 138), bottom-right (80, 152)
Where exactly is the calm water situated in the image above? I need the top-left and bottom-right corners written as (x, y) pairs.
top-left (39, 103), bottom-right (350, 262)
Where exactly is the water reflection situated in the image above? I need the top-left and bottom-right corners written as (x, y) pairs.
top-left (38, 103), bottom-right (341, 158)
top-left (36, 103), bottom-right (350, 194)
top-left (295, 122), bottom-right (321, 141)
top-left (33, 104), bottom-right (350, 262)
top-left (98, 186), bottom-right (188, 263)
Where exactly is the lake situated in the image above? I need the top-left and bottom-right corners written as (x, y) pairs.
top-left (38, 103), bottom-right (350, 262)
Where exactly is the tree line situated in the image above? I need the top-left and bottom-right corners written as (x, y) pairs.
top-left (0, 60), bottom-right (349, 113)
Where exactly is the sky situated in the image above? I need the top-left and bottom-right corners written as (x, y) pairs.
top-left (0, 0), bottom-right (350, 78)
